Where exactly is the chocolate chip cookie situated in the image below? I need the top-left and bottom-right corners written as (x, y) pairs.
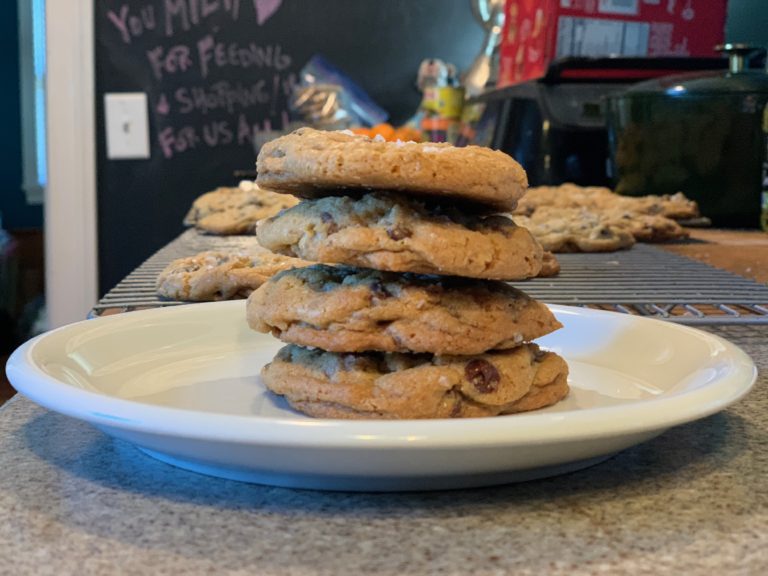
top-left (262, 344), bottom-right (569, 419)
top-left (156, 248), bottom-right (311, 301)
top-left (539, 251), bottom-right (561, 277)
top-left (601, 208), bottom-right (689, 242)
top-left (184, 181), bottom-right (299, 235)
top-left (247, 265), bottom-right (562, 355)
top-left (515, 183), bottom-right (699, 221)
top-left (514, 208), bottom-right (636, 253)
top-left (256, 127), bottom-right (528, 210)
top-left (256, 193), bottom-right (544, 280)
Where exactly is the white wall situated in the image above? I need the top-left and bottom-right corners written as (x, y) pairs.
top-left (44, 0), bottom-right (98, 328)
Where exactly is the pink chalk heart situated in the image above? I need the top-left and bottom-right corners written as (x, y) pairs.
top-left (253, 0), bottom-right (283, 25)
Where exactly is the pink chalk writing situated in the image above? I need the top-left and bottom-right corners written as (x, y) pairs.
top-left (157, 114), bottom-right (286, 159)
top-left (175, 81), bottom-right (270, 115)
top-left (156, 94), bottom-right (171, 115)
top-left (197, 35), bottom-right (291, 78)
top-left (158, 125), bottom-right (200, 159)
top-left (164, 0), bottom-right (242, 37)
top-left (202, 121), bottom-right (233, 146)
top-left (106, 0), bottom-right (285, 43)
top-left (146, 37), bottom-right (290, 80)
top-left (146, 44), bottom-right (194, 81)
top-left (102, 1), bottom-right (295, 161)
top-left (107, 4), bottom-right (157, 44)
top-left (253, 0), bottom-right (282, 25)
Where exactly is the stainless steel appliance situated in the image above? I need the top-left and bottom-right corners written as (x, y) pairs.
top-left (471, 56), bottom-right (735, 188)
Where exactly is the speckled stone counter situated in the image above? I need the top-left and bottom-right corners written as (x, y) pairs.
top-left (1, 324), bottom-right (766, 575)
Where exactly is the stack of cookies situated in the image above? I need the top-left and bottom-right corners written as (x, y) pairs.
top-left (246, 127), bottom-right (569, 419)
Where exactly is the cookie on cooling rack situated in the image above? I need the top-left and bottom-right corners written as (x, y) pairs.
top-left (602, 209), bottom-right (689, 243)
top-left (184, 181), bottom-right (299, 235)
top-left (513, 207), bottom-right (636, 253)
top-left (539, 251), bottom-right (560, 277)
top-left (515, 183), bottom-right (699, 221)
top-left (156, 248), bottom-right (310, 301)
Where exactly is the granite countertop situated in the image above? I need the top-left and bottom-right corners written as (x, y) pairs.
top-left (1, 324), bottom-right (766, 575)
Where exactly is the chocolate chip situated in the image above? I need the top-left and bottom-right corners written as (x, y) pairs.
top-left (320, 212), bottom-right (339, 234)
top-left (370, 280), bottom-right (391, 299)
top-left (465, 359), bottom-right (500, 393)
top-left (343, 354), bottom-right (371, 371)
top-left (386, 225), bottom-right (412, 240)
top-left (343, 353), bottom-right (386, 372)
top-left (450, 397), bottom-right (463, 418)
top-left (423, 283), bottom-right (444, 296)
top-left (531, 346), bottom-right (546, 361)
top-left (484, 216), bottom-right (515, 237)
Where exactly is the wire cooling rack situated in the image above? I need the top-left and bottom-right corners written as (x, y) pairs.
top-left (92, 229), bottom-right (768, 325)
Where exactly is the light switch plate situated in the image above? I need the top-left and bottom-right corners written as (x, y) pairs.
top-left (104, 93), bottom-right (150, 160)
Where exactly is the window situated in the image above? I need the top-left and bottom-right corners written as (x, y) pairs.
top-left (18, 0), bottom-right (47, 205)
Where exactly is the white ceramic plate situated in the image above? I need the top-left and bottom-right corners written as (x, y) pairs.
top-left (6, 302), bottom-right (756, 491)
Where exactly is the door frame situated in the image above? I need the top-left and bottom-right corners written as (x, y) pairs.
top-left (44, 0), bottom-right (98, 328)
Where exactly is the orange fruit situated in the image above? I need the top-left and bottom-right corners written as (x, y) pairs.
top-left (350, 126), bottom-right (372, 137)
top-left (394, 126), bottom-right (422, 142)
top-left (370, 123), bottom-right (396, 141)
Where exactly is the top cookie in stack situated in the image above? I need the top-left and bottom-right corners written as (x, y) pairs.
top-left (256, 127), bottom-right (528, 210)
top-left (247, 127), bottom-right (569, 419)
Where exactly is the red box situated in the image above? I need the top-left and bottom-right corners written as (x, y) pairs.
top-left (498, 0), bottom-right (728, 86)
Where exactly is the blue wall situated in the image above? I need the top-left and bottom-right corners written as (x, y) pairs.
top-left (0, 1), bottom-right (42, 230)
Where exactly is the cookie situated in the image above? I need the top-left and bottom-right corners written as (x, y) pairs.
top-left (262, 344), bottom-right (569, 419)
top-left (539, 251), bottom-right (561, 277)
top-left (256, 193), bottom-right (544, 280)
top-left (514, 208), bottom-right (636, 253)
top-left (517, 203), bottom-right (686, 246)
top-left (184, 181), bottom-right (299, 235)
top-left (256, 127), bottom-right (528, 210)
top-left (602, 208), bottom-right (689, 242)
top-left (515, 183), bottom-right (699, 221)
top-left (612, 191), bottom-right (699, 221)
top-left (247, 265), bottom-right (562, 355)
top-left (513, 184), bottom-right (617, 217)
top-left (156, 248), bottom-right (310, 301)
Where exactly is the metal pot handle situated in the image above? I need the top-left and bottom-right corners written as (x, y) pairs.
top-left (715, 43), bottom-right (766, 74)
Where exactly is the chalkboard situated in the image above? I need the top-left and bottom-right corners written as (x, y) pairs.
top-left (94, 0), bottom-right (484, 294)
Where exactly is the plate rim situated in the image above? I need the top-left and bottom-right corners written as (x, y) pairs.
top-left (5, 301), bottom-right (758, 449)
